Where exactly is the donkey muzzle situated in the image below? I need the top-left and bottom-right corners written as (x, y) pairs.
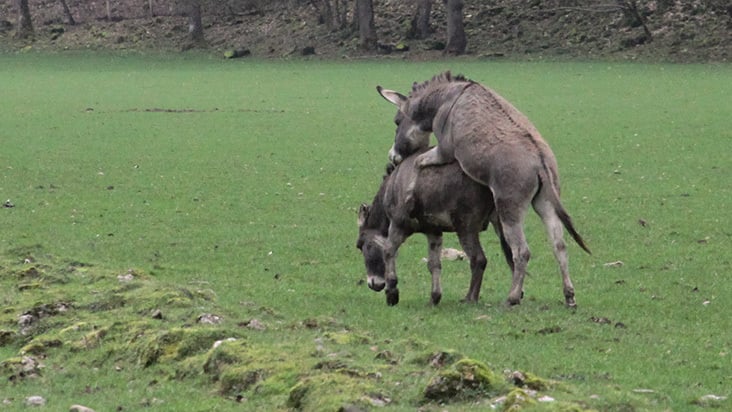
top-left (367, 275), bottom-right (386, 292)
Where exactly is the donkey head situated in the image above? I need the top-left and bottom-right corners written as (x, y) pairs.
top-left (376, 85), bottom-right (431, 165)
top-left (356, 203), bottom-right (387, 292)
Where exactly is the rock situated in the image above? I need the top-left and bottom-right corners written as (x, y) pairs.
top-left (70, 405), bottom-right (96, 412)
top-left (25, 396), bottom-right (46, 406)
top-left (441, 248), bottom-right (466, 261)
top-left (212, 337), bottom-right (237, 349)
top-left (693, 394), bottom-right (727, 408)
top-left (243, 318), bottom-right (266, 330)
top-left (224, 48), bottom-right (250, 59)
top-left (197, 313), bottom-right (222, 324)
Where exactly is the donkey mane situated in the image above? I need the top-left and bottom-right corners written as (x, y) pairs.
top-left (409, 71), bottom-right (472, 96)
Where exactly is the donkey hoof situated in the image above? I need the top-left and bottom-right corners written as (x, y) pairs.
top-left (506, 297), bottom-right (522, 306)
top-left (565, 298), bottom-right (577, 309)
top-left (386, 289), bottom-right (400, 306)
top-left (430, 292), bottom-right (442, 306)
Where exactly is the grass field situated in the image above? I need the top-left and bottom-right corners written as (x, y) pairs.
top-left (0, 54), bottom-right (730, 411)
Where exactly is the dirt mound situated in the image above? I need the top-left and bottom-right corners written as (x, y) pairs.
top-left (0, 0), bottom-right (729, 61)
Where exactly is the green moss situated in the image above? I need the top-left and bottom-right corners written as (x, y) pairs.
top-left (411, 349), bottom-right (465, 368)
top-left (324, 330), bottom-right (371, 345)
top-left (219, 366), bottom-right (267, 394)
top-left (287, 373), bottom-right (375, 412)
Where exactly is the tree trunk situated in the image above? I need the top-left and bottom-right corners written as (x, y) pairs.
top-left (187, 0), bottom-right (205, 44)
top-left (443, 0), bottom-right (466, 55)
top-left (15, 0), bottom-right (34, 39)
top-left (356, 0), bottom-right (377, 50)
top-left (148, 0), bottom-right (154, 18)
top-left (59, 0), bottom-right (75, 25)
top-left (410, 0), bottom-right (432, 39)
top-left (616, 0), bottom-right (652, 42)
top-left (106, 0), bottom-right (111, 20)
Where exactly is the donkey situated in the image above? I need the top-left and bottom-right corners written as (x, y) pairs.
top-left (357, 149), bottom-right (512, 306)
top-left (377, 71), bottom-right (591, 307)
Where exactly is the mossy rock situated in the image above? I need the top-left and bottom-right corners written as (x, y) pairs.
top-left (516, 370), bottom-right (555, 391)
top-left (219, 366), bottom-right (267, 394)
top-left (287, 373), bottom-right (375, 412)
top-left (0, 330), bottom-right (17, 346)
top-left (424, 358), bottom-right (507, 402)
top-left (21, 337), bottom-right (63, 354)
top-left (70, 327), bottom-right (108, 351)
top-left (136, 327), bottom-right (230, 367)
top-left (202, 339), bottom-right (248, 376)
top-left (502, 388), bottom-right (538, 411)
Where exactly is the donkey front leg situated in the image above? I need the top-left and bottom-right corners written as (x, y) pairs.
top-left (425, 234), bottom-right (444, 305)
top-left (415, 145), bottom-right (455, 169)
top-left (384, 226), bottom-right (408, 306)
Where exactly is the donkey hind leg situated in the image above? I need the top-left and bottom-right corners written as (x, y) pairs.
top-left (384, 226), bottom-right (408, 306)
top-left (496, 200), bottom-right (531, 306)
top-left (533, 195), bottom-right (576, 307)
top-left (457, 231), bottom-right (487, 302)
top-left (491, 217), bottom-right (524, 300)
top-left (425, 234), bottom-right (443, 305)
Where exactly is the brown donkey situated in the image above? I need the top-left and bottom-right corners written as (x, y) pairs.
top-left (377, 71), bottom-right (591, 307)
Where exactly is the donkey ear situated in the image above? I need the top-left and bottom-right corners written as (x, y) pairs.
top-left (376, 86), bottom-right (407, 109)
top-left (358, 203), bottom-right (371, 226)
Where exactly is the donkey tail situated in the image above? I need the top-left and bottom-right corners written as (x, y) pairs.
top-left (539, 170), bottom-right (592, 255)
top-left (556, 203), bottom-right (592, 255)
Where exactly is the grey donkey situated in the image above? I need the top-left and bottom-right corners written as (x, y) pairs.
top-left (377, 71), bottom-right (591, 307)
top-left (357, 150), bottom-right (513, 306)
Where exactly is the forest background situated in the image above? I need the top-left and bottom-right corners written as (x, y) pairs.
top-left (1, 0), bottom-right (730, 62)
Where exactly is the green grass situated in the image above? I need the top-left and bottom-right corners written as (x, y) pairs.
top-left (0, 53), bottom-right (730, 411)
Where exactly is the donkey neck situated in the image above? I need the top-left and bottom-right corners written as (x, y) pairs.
top-left (366, 178), bottom-right (391, 237)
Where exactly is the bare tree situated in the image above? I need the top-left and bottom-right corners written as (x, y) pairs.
top-left (310, 0), bottom-right (349, 30)
top-left (356, 0), bottom-right (377, 50)
top-left (616, 0), bottom-right (652, 42)
top-left (14, 0), bottom-right (34, 39)
top-left (443, 0), bottom-right (466, 54)
top-left (409, 0), bottom-right (432, 39)
top-left (187, 0), bottom-right (205, 44)
top-left (59, 0), bottom-right (75, 25)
